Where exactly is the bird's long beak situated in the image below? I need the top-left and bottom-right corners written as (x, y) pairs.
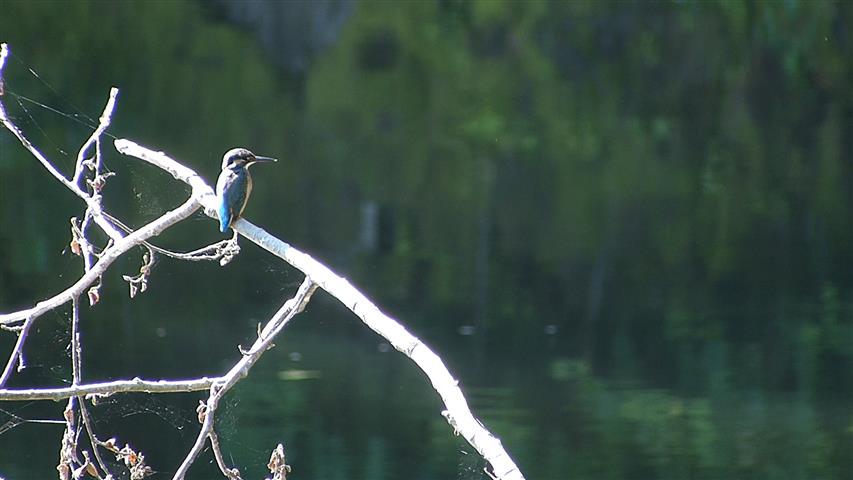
top-left (253, 155), bottom-right (277, 163)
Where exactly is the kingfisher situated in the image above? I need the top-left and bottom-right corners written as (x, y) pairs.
top-left (216, 147), bottom-right (277, 232)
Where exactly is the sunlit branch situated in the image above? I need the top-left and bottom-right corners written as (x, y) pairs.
top-left (243, 224), bottom-right (524, 480)
top-left (0, 377), bottom-right (222, 401)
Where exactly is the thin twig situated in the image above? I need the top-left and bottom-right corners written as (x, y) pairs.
top-left (102, 211), bottom-right (239, 262)
top-left (58, 399), bottom-right (78, 480)
top-left (58, 298), bottom-right (83, 477)
top-left (73, 88), bottom-right (118, 188)
top-left (79, 400), bottom-right (111, 478)
top-left (70, 297), bottom-right (81, 384)
top-left (209, 430), bottom-right (241, 480)
top-left (72, 214), bottom-right (97, 272)
top-left (0, 316), bottom-right (34, 387)
top-left (70, 298), bottom-right (113, 479)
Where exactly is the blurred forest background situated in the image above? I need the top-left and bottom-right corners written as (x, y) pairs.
top-left (0, 1), bottom-right (852, 479)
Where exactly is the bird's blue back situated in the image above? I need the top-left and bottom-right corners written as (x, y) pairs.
top-left (216, 167), bottom-right (252, 232)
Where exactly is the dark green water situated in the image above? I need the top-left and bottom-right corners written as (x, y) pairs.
top-left (1, 1), bottom-right (852, 479)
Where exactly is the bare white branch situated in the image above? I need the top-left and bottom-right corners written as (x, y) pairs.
top-left (0, 377), bottom-right (222, 401)
top-left (242, 223), bottom-right (524, 480)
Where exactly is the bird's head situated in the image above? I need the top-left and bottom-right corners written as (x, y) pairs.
top-left (221, 147), bottom-right (277, 171)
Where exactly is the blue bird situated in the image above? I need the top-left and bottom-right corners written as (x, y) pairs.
top-left (216, 147), bottom-right (277, 232)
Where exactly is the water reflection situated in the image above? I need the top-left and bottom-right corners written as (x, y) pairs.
top-left (0, 317), bottom-right (850, 479)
